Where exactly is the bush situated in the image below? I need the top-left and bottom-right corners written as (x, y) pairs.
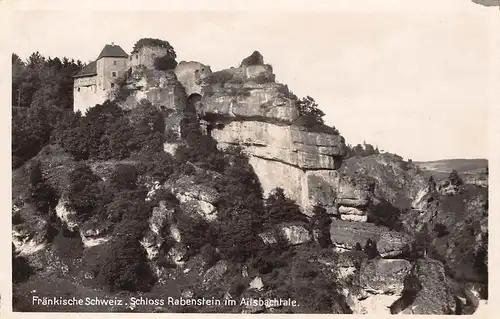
top-left (28, 160), bottom-right (58, 215)
top-left (433, 223), bottom-right (449, 238)
top-left (110, 164), bottom-right (137, 191)
top-left (154, 55), bottom-right (177, 71)
top-left (200, 244), bottom-right (220, 268)
top-left (449, 169), bottom-right (463, 186)
top-left (12, 106), bottom-right (54, 168)
top-left (363, 239), bottom-right (378, 259)
top-left (12, 244), bottom-right (35, 283)
top-left (291, 95), bottom-right (341, 135)
top-left (205, 70), bottom-right (235, 86)
top-left (176, 214), bottom-right (215, 251)
top-left (310, 205), bottom-right (332, 248)
top-left (367, 199), bottom-right (403, 231)
top-left (263, 188), bottom-right (308, 227)
top-left (67, 164), bottom-right (104, 222)
top-left (97, 237), bottom-right (156, 292)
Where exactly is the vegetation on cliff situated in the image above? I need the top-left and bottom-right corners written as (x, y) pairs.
top-left (12, 43), bottom-right (488, 314)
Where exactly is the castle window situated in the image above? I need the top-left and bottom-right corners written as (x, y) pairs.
top-left (111, 83), bottom-right (115, 88)
top-left (77, 87), bottom-right (80, 92)
top-left (136, 54), bottom-right (138, 59)
top-left (112, 71), bottom-right (117, 77)
top-left (113, 60), bottom-right (117, 65)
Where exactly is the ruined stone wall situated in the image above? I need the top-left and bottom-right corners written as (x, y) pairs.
top-left (129, 46), bottom-right (172, 70)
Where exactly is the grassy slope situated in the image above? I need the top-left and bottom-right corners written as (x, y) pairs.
top-left (415, 158), bottom-right (487, 181)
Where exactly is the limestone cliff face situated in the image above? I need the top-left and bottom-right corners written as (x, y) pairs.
top-left (114, 67), bottom-right (187, 149)
top-left (196, 66), bottom-right (345, 212)
top-left (341, 154), bottom-right (427, 209)
top-left (203, 83), bottom-right (298, 122)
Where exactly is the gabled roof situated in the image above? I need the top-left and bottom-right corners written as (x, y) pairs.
top-left (97, 44), bottom-right (129, 60)
top-left (74, 61), bottom-right (97, 78)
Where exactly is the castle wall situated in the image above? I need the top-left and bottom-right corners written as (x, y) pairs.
top-left (96, 57), bottom-right (128, 91)
top-left (129, 46), bottom-right (171, 70)
top-left (73, 76), bottom-right (107, 114)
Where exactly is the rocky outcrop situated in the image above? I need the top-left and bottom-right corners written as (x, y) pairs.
top-left (165, 175), bottom-right (220, 221)
top-left (341, 154), bottom-right (427, 209)
top-left (397, 258), bottom-right (457, 314)
top-left (359, 259), bottom-right (411, 295)
top-left (115, 67), bottom-right (187, 146)
top-left (329, 220), bottom-right (387, 251)
top-left (12, 205), bottom-right (49, 257)
top-left (212, 121), bottom-right (344, 212)
top-left (203, 260), bottom-right (229, 286)
top-left (280, 224), bottom-right (311, 246)
top-left (347, 259), bottom-right (412, 314)
top-left (203, 83), bottom-right (298, 122)
top-left (376, 231), bottom-right (413, 258)
top-left (212, 121), bottom-right (343, 169)
top-left (175, 61), bottom-right (212, 96)
top-left (140, 201), bottom-right (173, 260)
top-left (258, 223), bottom-right (311, 246)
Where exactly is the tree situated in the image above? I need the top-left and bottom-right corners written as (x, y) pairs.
top-left (67, 164), bottom-right (103, 222)
top-left (362, 143), bottom-right (376, 157)
top-left (364, 239), bottom-right (378, 259)
top-left (154, 55), bottom-right (178, 71)
top-left (263, 188), bottom-right (308, 227)
top-left (28, 160), bottom-right (58, 215)
top-left (353, 144), bottom-right (364, 157)
top-left (428, 176), bottom-right (436, 191)
top-left (97, 237), bottom-right (156, 292)
top-left (448, 169), bottom-right (463, 186)
top-left (310, 205), bottom-right (332, 248)
top-left (296, 96), bottom-right (325, 126)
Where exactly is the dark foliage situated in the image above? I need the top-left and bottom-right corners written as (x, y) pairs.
top-left (53, 100), bottom-right (165, 161)
top-left (293, 95), bottom-right (340, 135)
top-left (263, 188), bottom-right (308, 227)
top-left (176, 214), bottom-right (216, 251)
top-left (97, 237), bottom-right (156, 292)
top-left (433, 223), bottom-right (449, 238)
top-left (200, 244), bottom-right (220, 268)
top-left (154, 55), bottom-right (178, 71)
top-left (12, 52), bottom-right (82, 109)
top-left (364, 239), bottom-right (378, 259)
top-left (12, 53), bottom-right (83, 167)
top-left (28, 160), bottom-right (58, 215)
top-left (367, 199), bottom-right (403, 231)
top-left (67, 164), bottom-right (105, 223)
top-left (310, 205), bottom-right (332, 248)
top-left (110, 164), bottom-right (137, 191)
top-left (343, 142), bottom-right (380, 159)
top-left (12, 244), bottom-right (35, 284)
top-left (449, 169), bottom-right (463, 186)
top-left (132, 38), bottom-right (177, 59)
top-left (205, 70), bottom-right (235, 86)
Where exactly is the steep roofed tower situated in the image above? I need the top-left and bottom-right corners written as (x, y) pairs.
top-left (73, 43), bottom-right (129, 114)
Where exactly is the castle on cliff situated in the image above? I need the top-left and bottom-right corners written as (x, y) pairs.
top-left (73, 42), bottom-right (172, 113)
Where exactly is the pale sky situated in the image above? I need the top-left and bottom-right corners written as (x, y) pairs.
top-left (5, 0), bottom-right (500, 161)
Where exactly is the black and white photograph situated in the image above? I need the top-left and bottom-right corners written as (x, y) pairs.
top-left (8, 0), bottom-right (498, 314)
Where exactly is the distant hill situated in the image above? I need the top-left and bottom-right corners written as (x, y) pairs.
top-left (415, 158), bottom-right (488, 181)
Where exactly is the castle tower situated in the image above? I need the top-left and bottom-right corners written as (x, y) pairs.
top-left (73, 43), bottom-right (129, 114)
